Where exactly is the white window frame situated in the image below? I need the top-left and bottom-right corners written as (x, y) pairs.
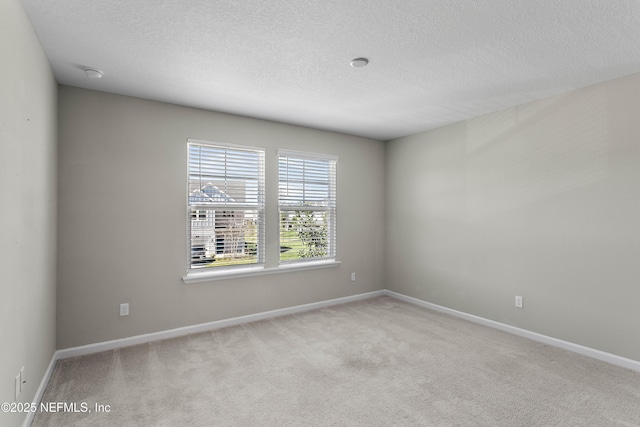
top-left (278, 149), bottom-right (337, 265)
top-left (186, 139), bottom-right (265, 274)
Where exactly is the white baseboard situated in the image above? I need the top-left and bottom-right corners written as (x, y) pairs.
top-left (384, 289), bottom-right (640, 373)
top-left (22, 353), bottom-right (57, 427)
top-left (57, 290), bottom-right (386, 360)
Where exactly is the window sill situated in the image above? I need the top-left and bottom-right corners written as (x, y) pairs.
top-left (182, 259), bottom-right (341, 284)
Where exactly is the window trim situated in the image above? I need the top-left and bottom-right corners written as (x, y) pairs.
top-left (182, 259), bottom-right (341, 283)
top-left (183, 143), bottom-right (341, 283)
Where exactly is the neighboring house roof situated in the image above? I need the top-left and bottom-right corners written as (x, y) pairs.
top-left (189, 183), bottom-right (236, 204)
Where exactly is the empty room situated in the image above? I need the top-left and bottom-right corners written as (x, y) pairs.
top-left (2, 0), bottom-right (640, 426)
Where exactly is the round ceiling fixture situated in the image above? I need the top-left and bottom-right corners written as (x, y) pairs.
top-left (84, 68), bottom-right (103, 79)
top-left (350, 57), bottom-right (369, 68)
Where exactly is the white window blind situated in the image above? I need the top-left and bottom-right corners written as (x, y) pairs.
top-left (188, 140), bottom-right (265, 270)
top-left (278, 150), bottom-right (337, 263)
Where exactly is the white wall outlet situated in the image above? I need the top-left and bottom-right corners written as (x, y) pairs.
top-left (120, 303), bottom-right (129, 316)
top-left (15, 373), bottom-right (21, 400)
top-left (515, 296), bottom-right (524, 309)
top-left (20, 366), bottom-right (25, 392)
top-left (351, 272), bottom-right (356, 282)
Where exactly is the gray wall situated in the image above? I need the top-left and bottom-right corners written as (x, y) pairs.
top-left (6, 3), bottom-right (639, 407)
top-left (57, 86), bottom-right (385, 349)
top-left (0, 0), bottom-right (57, 425)
top-left (386, 72), bottom-right (640, 361)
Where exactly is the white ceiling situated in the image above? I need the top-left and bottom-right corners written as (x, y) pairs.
top-left (20, 0), bottom-right (640, 141)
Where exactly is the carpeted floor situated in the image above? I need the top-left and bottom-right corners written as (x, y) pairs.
top-left (33, 296), bottom-right (640, 426)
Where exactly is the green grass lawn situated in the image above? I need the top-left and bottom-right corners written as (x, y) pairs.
top-left (279, 229), bottom-right (308, 261)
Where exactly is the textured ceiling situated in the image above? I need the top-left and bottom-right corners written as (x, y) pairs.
top-left (20, 0), bottom-right (640, 140)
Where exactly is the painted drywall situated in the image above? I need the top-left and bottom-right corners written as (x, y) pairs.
top-left (0, 0), bottom-right (57, 425)
top-left (56, 86), bottom-right (385, 349)
top-left (386, 72), bottom-right (640, 361)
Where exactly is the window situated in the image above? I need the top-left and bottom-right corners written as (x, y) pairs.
top-left (279, 150), bottom-right (337, 263)
top-left (187, 140), bottom-right (265, 270)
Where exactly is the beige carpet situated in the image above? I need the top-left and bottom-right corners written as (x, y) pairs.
top-left (33, 296), bottom-right (640, 426)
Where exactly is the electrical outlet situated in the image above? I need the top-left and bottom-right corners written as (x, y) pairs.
top-left (20, 366), bottom-right (25, 392)
top-left (515, 296), bottom-right (523, 309)
top-left (351, 272), bottom-right (356, 282)
top-left (15, 373), bottom-right (21, 401)
top-left (120, 303), bottom-right (129, 316)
